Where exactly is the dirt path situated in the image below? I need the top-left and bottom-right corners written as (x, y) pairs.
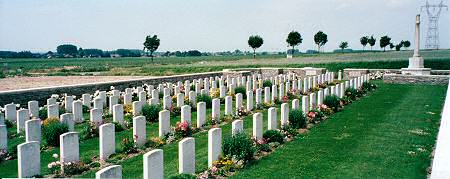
top-left (0, 76), bottom-right (151, 92)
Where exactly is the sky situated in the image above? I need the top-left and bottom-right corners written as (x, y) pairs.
top-left (0, 0), bottom-right (449, 53)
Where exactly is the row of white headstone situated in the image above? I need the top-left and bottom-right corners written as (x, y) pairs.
top-left (4, 72), bottom-right (370, 178)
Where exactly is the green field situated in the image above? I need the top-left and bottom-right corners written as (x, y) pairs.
top-left (1, 50), bottom-right (449, 77)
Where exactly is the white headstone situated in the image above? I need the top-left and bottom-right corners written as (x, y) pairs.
top-left (302, 96), bottom-right (309, 113)
top-left (65, 96), bottom-right (74, 113)
top-left (17, 109), bottom-right (29, 133)
top-left (25, 119), bottom-right (41, 143)
top-left (133, 101), bottom-right (143, 116)
top-left (47, 104), bottom-right (59, 119)
top-left (309, 93), bottom-right (317, 110)
top-left (197, 102), bottom-right (206, 128)
top-left (264, 87), bottom-right (270, 103)
top-left (109, 95), bottom-right (119, 114)
top-left (232, 120), bottom-right (243, 135)
top-left (96, 165), bottom-right (122, 179)
top-left (225, 96), bottom-right (232, 116)
top-left (143, 149), bottom-right (164, 179)
top-left (60, 113), bottom-right (75, 131)
top-left (179, 137), bottom-right (195, 174)
top-left (82, 94), bottom-right (91, 107)
top-left (60, 132), bottom-right (79, 163)
top-left (212, 98), bottom-right (220, 122)
top-left (73, 100), bottom-right (84, 122)
top-left (181, 105), bottom-right (191, 125)
top-left (18, 141), bottom-right (40, 178)
top-left (292, 99), bottom-right (299, 110)
top-left (159, 110), bottom-right (170, 138)
top-left (281, 103), bottom-right (289, 128)
top-left (113, 104), bottom-right (124, 126)
top-left (0, 125), bottom-right (6, 150)
top-left (133, 116), bottom-right (146, 147)
top-left (163, 96), bottom-right (172, 110)
top-left (28, 101), bottom-right (39, 118)
top-left (268, 107), bottom-right (277, 130)
top-left (208, 128), bottom-right (222, 167)
top-left (189, 91), bottom-right (196, 105)
top-left (235, 93), bottom-right (243, 115)
top-left (253, 113), bottom-right (263, 140)
top-left (100, 123), bottom-right (115, 160)
top-left (247, 91), bottom-right (253, 111)
top-left (90, 108), bottom-right (102, 124)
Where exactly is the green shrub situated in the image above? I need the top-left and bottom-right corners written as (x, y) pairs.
top-left (5, 120), bottom-right (14, 128)
top-left (222, 133), bottom-right (256, 161)
top-left (112, 122), bottom-right (125, 132)
top-left (159, 92), bottom-right (164, 99)
top-left (289, 109), bottom-right (307, 129)
top-left (169, 173), bottom-right (197, 179)
top-left (142, 104), bottom-right (162, 122)
top-left (39, 107), bottom-right (48, 120)
top-left (82, 105), bottom-right (90, 113)
top-left (263, 130), bottom-right (284, 143)
top-left (197, 94), bottom-right (212, 108)
top-left (263, 80), bottom-right (272, 88)
top-left (42, 118), bottom-right (69, 147)
top-left (345, 88), bottom-right (358, 100)
top-left (235, 86), bottom-right (247, 99)
top-left (324, 95), bottom-right (341, 112)
top-left (80, 122), bottom-right (100, 140)
top-left (362, 82), bottom-right (377, 91)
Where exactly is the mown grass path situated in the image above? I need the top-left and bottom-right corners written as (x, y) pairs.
top-left (232, 83), bottom-right (447, 178)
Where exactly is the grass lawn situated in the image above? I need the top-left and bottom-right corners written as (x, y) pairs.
top-left (232, 82), bottom-right (447, 178)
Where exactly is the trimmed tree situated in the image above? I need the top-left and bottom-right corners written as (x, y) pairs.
top-left (368, 35), bottom-right (376, 51)
top-left (379, 35), bottom-right (391, 52)
top-left (286, 31), bottom-right (303, 57)
top-left (248, 35), bottom-right (264, 59)
top-left (314, 31), bottom-right (328, 53)
top-left (403, 40), bottom-right (411, 49)
top-left (143, 35), bottom-right (160, 62)
top-left (360, 36), bottom-right (369, 51)
top-left (339, 41), bottom-right (349, 53)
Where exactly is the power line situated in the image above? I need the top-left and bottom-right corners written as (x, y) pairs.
top-left (421, 0), bottom-right (448, 50)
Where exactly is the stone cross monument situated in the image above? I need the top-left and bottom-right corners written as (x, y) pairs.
top-left (401, 14), bottom-right (431, 75)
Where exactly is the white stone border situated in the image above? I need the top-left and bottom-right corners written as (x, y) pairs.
top-left (430, 78), bottom-right (450, 179)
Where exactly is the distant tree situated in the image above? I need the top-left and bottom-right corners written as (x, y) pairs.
top-left (187, 50), bottom-right (202, 56)
top-left (339, 41), bottom-right (349, 52)
top-left (379, 36), bottom-right (392, 52)
top-left (395, 44), bottom-right (402, 51)
top-left (57, 44), bottom-right (78, 57)
top-left (80, 49), bottom-right (104, 57)
top-left (389, 43), bottom-right (395, 50)
top-left (116, 49), bottom-right (141, 57)
top-left (314, 31), bottom-right (328, 53)
top-left (368, 35), bottom-right (376, 51)
top-left (143, 35), bottom-right (160, 62)
top-left (286, 31), bottom-right (303, 56)
top-left (248, 35), bottom-right (264, 58)
top-left (403, 40), bottom-right (411, 49)
top-left (360, 36), bottom-right (369, 51)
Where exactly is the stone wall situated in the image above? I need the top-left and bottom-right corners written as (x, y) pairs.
top-left (0, 71), bottom-right (223, 106)
top-left (383, 74), bottom-right (449, 85)
top-left (344, 68), bottom-right (450, 80)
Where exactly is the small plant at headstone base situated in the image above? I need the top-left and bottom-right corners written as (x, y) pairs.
top-left (306, 109), bottom-right (325, 123)
top-left (261, 102), bottom-right (274, 109)
top-left (287, 90), bottom-right (298, 100)
top-left (253, 137), bottom-right (271, 152)
top-left (169, 173), bottom-right (197, 179)
top-left (0, 149), bottom-right (14, 163)
top-left (311, 87), bottom-right (321, 93)
top-left (159, 91), bottom-right (164, 99)
top-left (318, 83), bottom-right (327, 89)
top-left (124, 113), bottom-right (133, 128)
top-left (120, 136), bottom-right (138, 154)
top-left (263, 80), bottom-right (272, 88)
top-left (146, 137), bottom-right (166, 148)
top-left (209, 88), bottom-right (220, 99)
top-left (323, 95), bottom-right (341, 112)
top-left (82, 105), bottom-right (90, 113)
top-left (318, 104), bottom-right (334, 116)
top-left (237, 106), bottom-right (250, 117)
top-left (288, 109), bottom-right (307, 129)
top-left (263, 130), bottom-right (284, 144)
top-left (173, 121), bottom-right (193, 139)
top-left (281, 95), bottom-right (289, 103)
top-left (142, 104), bottom-right (162, 122)
top-left (340, 96), bottom-right (353, 105)
top-left (58, 106), bottom-right (66, 115)
top-left (39, 106), bottom-right (48, 120)
top-left (222, 132), bottom-right (256, 162)
top-left (280, 125), bottom-right (299, 139)
top-left (103, 113), bottom-right (113, 123)
top-left (197, 94), bottom-right (212, 108)
top-left (234, 86), bottom-right (247, 99)
top-left (4, 119), bottom-right (14, 128)
top-left (273, 97), bottom-right (282, 105)
top-left (80, 121), bottom-right (102, 140)
top-left (170, 106), bottom-right (181, 116)
top-left (222, 114), bottom-right (236, 123)
top-left (123, 104), bottom-right (133, 114)
top-left (132, 93), bottom-right (139, 101)
top-left (345, 88), bottom-right (358, 100)
top-left (112, 122), bottom-right (125, 132)
top-left (362, 81), bottom-right (377, 91)
top-left (190, 85), bottom-right (195, 91)
top-left (48, 153), bottom-right (89, 177)
top-left (300, 91), bottom-right (310, 96)
top-left (42, 118), bottom-right (69, 147)
top-left (200, 156), bottom-right (242, 178)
